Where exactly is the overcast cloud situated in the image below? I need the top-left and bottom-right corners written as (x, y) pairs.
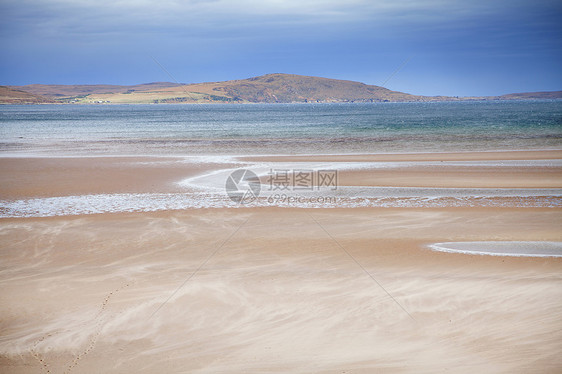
top-left (1, 0), bottom-right (560, 95)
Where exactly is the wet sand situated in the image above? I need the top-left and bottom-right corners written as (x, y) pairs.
top-left (1, 151), bottom-right (561, 373)
top-left (337, 164), bottom-right (562, 188)
top-left (2, 150), bottom-right (561, 199)
top-left (0, 157), bottom-right (214, 199)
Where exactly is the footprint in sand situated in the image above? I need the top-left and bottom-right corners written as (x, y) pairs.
top-left (30, 282), bottom-right (131, 374)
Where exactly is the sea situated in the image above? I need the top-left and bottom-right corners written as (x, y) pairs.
top-left (1, 101), bottom-right (561, 217)
top-left (1, 101), bottom-right (561, 156)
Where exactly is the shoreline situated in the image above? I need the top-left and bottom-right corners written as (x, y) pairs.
top-left (1, 148), bottom-right (561, 159)
top-left (2, 98), bottom-right (562, 106)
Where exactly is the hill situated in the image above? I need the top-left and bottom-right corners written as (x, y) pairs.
top-left (4, 74), bottom-right (562, 104)
top-left (9, 82), bottom-right (182, 100)
top-left (495, 91), bottom-right (562, 100)
top-left (177, 73), bottom-right (426, 103)
top-left (0, 86), bottom-right (55, 104)
top-left (5, 74), bottom-right (435, 104)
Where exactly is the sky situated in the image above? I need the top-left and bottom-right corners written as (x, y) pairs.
top-left (0, 0), bottom-right (561, 96)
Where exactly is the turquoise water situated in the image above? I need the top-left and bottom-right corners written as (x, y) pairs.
top-left (1, 101), bottom-right (561, 155)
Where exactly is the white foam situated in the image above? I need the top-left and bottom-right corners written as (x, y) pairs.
top-left (428, 241), bottom-right (562, 257)
top-left (2, 158), bottom-right (561, 218)
top-left (1, 192), bottom-right (561, 218)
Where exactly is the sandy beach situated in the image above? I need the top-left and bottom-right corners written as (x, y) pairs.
top-left (1, 150), bottom-right (561, 373)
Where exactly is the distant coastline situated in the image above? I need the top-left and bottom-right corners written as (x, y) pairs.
top-left (2, 73), bottom-right (562, 104)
